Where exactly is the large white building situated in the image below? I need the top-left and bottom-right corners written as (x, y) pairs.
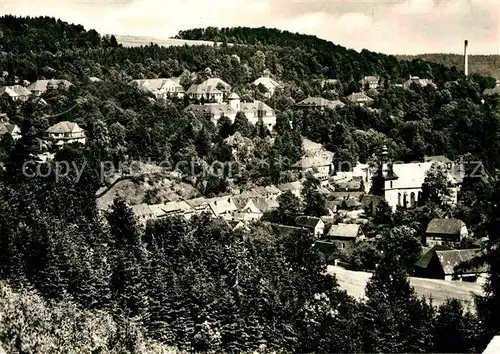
top-left (184, 92), bottom-right (277, 131)
top-left (129, 78), bottom-right (185, 99)
top-left (44, 121), bottom-right (86, 149)
top-left (373, 146), bottom-right (459, 211)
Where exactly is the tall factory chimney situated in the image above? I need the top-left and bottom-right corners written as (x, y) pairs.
top-left (464, 40), bottom-right (469, 76)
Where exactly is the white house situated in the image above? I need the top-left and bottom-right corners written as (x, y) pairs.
top-left (184, 92), bottom-right (277, 131)
top-left (293, 137), bottom-right (334, 175)
top-left (373, 146), bottom-right (458, 211)
top-left (403, 76), bottom-right (437, 90)
top-left (0, 122), bottom-right (21, 140)
top-left (0, 85), bottom-right (32, 101)
top-left (252, 76), bottom-right (282, 97)
top-left (44, 121), bottom-right (86, 148)
top-left (296, 97), bottom-right (345, 110)
top-left (360, 76), bottom-right (380, 90)
top-left (347, 92), bottom-right (374, 106)
top-left (129, 78), bottom-right (185, 99)
top-left (27, 79), bottom-right (73, 96)
top-left (295, 216), bottom-right (325, 236)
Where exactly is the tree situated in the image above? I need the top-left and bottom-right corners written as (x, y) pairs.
top-left (433, 299), bottom-right (480, 353)
top-left (362, 245), bottom-right (434, 353)
top-left (302, 176), bottom-right (328, 217)
top-left (473, 179), bottom-right (500, 348)
top-left (110, 35), bottom-right (118, 48)
top-left (232, 112), bottom-right (252, 137)
top-left (265, 190), bottom-right (302, 225)
top-left (419, 162), bottom-right (452, 207)
top-left (217, 116), bottom-right (233, 139)
top-left (106, 198), bottom-right (148, 317)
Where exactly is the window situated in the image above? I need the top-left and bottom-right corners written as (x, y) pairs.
top-left (390, 181), bottom-right (393, 188)
top-left (403, 193), bottom-right (408, 208)
top-left (398, 193), bottom-right (401, 206)
top-left (410, 192), bottom-right (416, 207)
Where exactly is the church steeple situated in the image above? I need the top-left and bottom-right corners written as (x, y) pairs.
top-left (371, 144), bottom-right (398, 195)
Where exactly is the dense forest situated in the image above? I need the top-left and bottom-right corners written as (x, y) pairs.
top-left (397, 53), bottom-right (500, 80)
top-left (1, 16), bottom-right (500, 352)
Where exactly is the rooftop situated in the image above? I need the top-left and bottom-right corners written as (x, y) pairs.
top-left (327, 223), bottom-right (361, 238)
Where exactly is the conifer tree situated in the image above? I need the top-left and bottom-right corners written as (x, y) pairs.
top-left (106, 198), bottom-right (148, 318)
top-left (302, 175), bottom-right (328, 217)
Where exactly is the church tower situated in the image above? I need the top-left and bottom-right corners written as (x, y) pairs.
top-left (371, 145), bottom-right (398, 195)
top-left (228, 92), bottom-right (240, 111)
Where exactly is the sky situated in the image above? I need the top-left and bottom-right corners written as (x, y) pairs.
top-left (1, 0), bottom-right (499, 55)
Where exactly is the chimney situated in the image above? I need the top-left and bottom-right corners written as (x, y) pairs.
top-left (464, 40), bottom-right (469, 76)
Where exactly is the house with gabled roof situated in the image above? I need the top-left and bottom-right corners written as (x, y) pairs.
top-left (208, 196), bottom-right (239, 220)
top-left (185, 92), bottom-right (277, 131)
top-left (324, 223), bottom-right (365, 255)
top-left (295, 216), bottom-right (325, 236)
top-left (414, 247), bottom-right (486, 282)
top-left (0, 85), bottom-right (32, 101)
top-left (346, 92), bottom-right (374, 106)
top-left (425, 218), bottom-right (468, 247)
top-left (277, 181), bottom-right (303, 198)
top-left (252, 76), bottom-right (282, 97)
top-left (129, 78), bottom-right (185, 99)
top-left (296, 97), bottom-right (345, 110)
top-left (293, 137), bottom-right (334, 175)
top-left (403, 76), bottom-right (437, 90)
top-left (44, 121), bottom-right (86, 149)
top-left (360, 76), bottom-right (379, 89)
top-left (0, 122), bottom-right (21, 140)
top-left (232, 197), bottom-right (263, 221)
top-left (186, 84), bottom-right (224, 103)
top-left (27, 79), bottom-right (73, 96)
top-left (149, 201), bottom-right (194, 220)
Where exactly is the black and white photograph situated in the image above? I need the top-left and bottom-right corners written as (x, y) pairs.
top-left (0, 0), bottom-right (499, 353)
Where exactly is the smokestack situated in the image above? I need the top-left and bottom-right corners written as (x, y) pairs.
top-left (464, 40), bottom-right (469, 76)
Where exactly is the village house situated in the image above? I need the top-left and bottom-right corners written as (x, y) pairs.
top-left (0, 122), bottom-right (21, 140)
top-left (372, 146), bottom-right (459, 211)
top-left (346, 92), bottom-right (374, 106)
top-left (208, 196), bottom-right (239, 220)
top-left (277, 181), bottom-right (303, 198)
top-left (414, 247), bottom-right (486, 282)
top-left (295, 216), bottom-right (325, 236)
top-left (43, 121), bottom-right (86, 149)
top-left (131, 204), bottom-right (156, 225)
top-left (316, 78), bottom-right (340, 88)
top-left (186, 78), bottom-right (231, 103)
top-left (186, 84), bottom-right (224, 103)
top-left (425, 218), bottom-right (468, 247)
top-left (296, 97), bottom-right (345, 110)
top-left (252, 76), bottom-right (282, 97)
top-left (185, 92), bottom-right (277, 131)
top-left (402, 76), bottom-right (437, 90)
top-left (232, 197), bottom-right (263, 221)
top-left (150, 201), bottom-right (194, 220)
top-left (27, 79), bottom-right (73, 96)
top-left (129, 78), bottom-right (185, 99)
top-left (186, 197), bottom-right (212, 215)
top-left (359, 76), bottom-right (380, 90)
top-left (0, 85), bottom-right (32, 101)
top-left (324, 223), bottom-right (365, 255)
top-left (185, 103), bottom-right (237, 122)
top-left (293, 138), bottom-right (334, 175)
